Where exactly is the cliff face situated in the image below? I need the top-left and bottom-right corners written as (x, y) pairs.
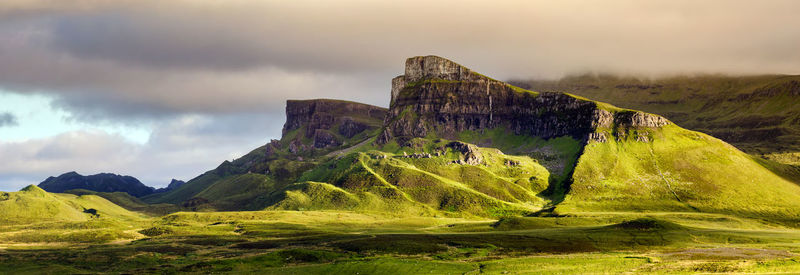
top-left (378, 56), bottom-right (669, 144)
top-left (281, 99), bottom-right (387, 153)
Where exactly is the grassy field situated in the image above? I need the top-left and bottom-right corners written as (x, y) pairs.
top-left (5, 206), bottom-right (800, 274)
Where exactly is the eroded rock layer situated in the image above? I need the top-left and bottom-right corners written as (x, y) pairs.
top-left (378, 56), bottom-right (669, 144)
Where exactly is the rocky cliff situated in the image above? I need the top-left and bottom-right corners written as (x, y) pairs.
top-left (281, 99), bottom-right (387, 153)
top-left (378, 56), bottom-right (669, 145)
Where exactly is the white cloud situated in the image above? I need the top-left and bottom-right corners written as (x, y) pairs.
top-left (0, 113), bottom-right (283, 191)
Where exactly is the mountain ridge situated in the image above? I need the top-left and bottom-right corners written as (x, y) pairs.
top-left (144, 55), bottom-right (800, 220)
top-left (38, 171), bottom-right (185, 197)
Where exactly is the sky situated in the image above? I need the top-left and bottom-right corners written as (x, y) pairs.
top-left (0, 0), bottom-right (799, 190)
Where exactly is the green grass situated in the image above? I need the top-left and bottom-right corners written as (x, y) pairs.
top-left (563, 124), bottom-right (800, 224)
top-left (0, 185), bottom-right (148, 244)
top-left (291, 143), bottom-right (555, 217)
top-left (7, 208), bottom-right (800, 274)
top-left (0, 185), bottom-right (144, 224)
top-left (515, 74), bottom-right (800, 167)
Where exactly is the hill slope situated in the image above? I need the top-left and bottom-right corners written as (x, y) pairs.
top-left (512, 75), bottom-right (800, 167)
top-left (0, 185), bottom-right (144, 224)
top-left (143, 99), bottom-right (390, 209)
top-left (148, 56), bottom-right (800, 221)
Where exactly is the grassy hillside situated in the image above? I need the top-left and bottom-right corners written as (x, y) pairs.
top-left (513, 74), bottom-right (800, 167)
top-left (0, 185), bottom-right (147, 244)
top-left (288, 142), bottom-right (551, 217)
top-left (64, 189), bottom-right (181, 215)
top-left (562, 124), bottom-right (800, 223)
top-left (143, 99), bottom-right (386, 207)
top-left (0, 185), bottom-right (143, 224)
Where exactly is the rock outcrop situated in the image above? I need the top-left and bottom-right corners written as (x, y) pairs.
top-left (447, 141), bottom-right (484, 165)
top-left (378, 55), bottom-right (669, 144)
top-left (282, 99), bottom-right (387, 153)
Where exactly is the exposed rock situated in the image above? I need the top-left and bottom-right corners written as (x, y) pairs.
top-left (264, 142), bottom-right (277, 158)
top-left (447, 141), bottom-right (483, 165)
top-left (288, 139), bottom-right (308, 154)
top-left (282, 99), bottom-right (386, 137)
top-left (614, 111), bottom-right (670, 128)
top-left (281, 99), bottom-right (386, 154)
top-left (338, 117), bottom-right (369, 138)
top-left (587, 132), bottom-right (608, 142)
top-left (404, 55), bottom-right (479, 83)
top-left (313, 129), bottom-right (341, 148)
top-left (398, 152), bottom-right (432, 159)
top-left (378, 55), bottom-right (670, 145)
top-left (390, 75), bottom-right (406, 106)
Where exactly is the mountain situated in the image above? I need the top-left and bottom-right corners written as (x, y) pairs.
top-left (142, 99), bottom-right (389, 209)
top-left (154, 179), bottom-right (186, 193)
top-left (147, 56), bottom-right (800, 220)
top-left (39, 171), bottom-right (156, 197)
top-left (510, 74), bottom-right (800, 168)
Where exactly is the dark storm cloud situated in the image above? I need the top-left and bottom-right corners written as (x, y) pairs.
top-left (0, 112), bottom-right (18, 127)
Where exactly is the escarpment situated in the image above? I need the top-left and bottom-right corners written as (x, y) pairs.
top-left (147, 55), bottom-right (800, 217)
top-left (282, 99), bottom-right (387, 153)
top-left (378, 55), bottom-right (669, 145)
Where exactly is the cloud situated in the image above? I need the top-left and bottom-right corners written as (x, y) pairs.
top-left (0, 112), bottom-right (17, 127)
top-left (0, 112), bottom-right (283, 190)
top-left (1, 0), bottom-right (799, 190)
top-left (0, 0), bottom-right (797, 123)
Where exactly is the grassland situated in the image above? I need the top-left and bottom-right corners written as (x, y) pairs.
top-left (5, 181), bottom-right (800, 274)
top-left (6, 206), bottom-right (800, 274)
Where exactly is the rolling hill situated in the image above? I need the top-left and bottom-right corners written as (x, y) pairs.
top-left (0, 185), bottom-right (144, 224)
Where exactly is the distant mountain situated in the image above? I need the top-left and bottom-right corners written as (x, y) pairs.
top-left (154, 179), bottom-right (186, 193)
top-left (39, 172), bottom-right (156, 197)
top-left (145, 56), bottom-right (800, 221)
